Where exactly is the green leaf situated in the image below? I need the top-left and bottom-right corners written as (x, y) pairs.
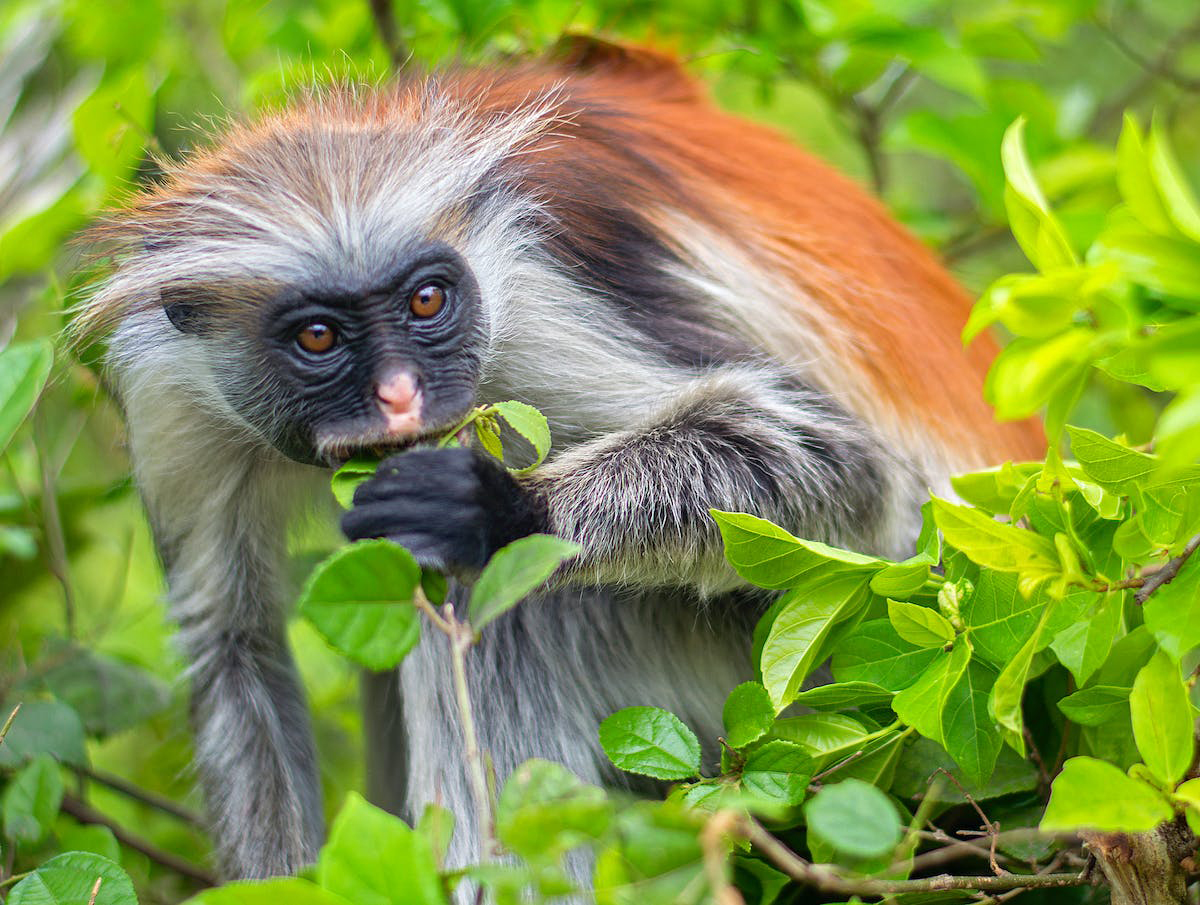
top-left (740, 741), bottom-right (814, 806)
top-left (1143, 556), bottom-right (1200, 660)
top-left (0, 699), bottom-right (87, 768)
top-left (963, 571), bottom-right (1042, 667)
top-left (318, 792), bottom-right (446, 905)
top-left (468, 534), bottom-right (580, 630)
top-left (56, 825), bottom-right (121, 863)
top-left (932, 498), bottom-right (1060, 583)
top-left (26, 645), bottom-right (171, 735)
top-left (870, 560), bottom-right (932, 599)
top-left (1175, 778), bottom-right (1200, 813)
top-left (599, 707), bottom-right (701, 781)
top-left (1000, 117), bottom-right (1078, 271)
top-left (759, 573), bottom-right (873, 708)
top-left (0, 339), bottom-right (54, 454)
top-left (1130, 650), bottom-right (1194, 786)
top-left (1091, 228), bottom-right (1200, 307)
top-left (1117, 114), bottom-right (1173, 235)
top-left (1148, 116), bottom-right (1200, 243)
top-left (8, 853), bottom-right (137, 905)
top-left (805, 779), bottom-right (902, 859)
top-left (330, 456), bottom-right (379, 509)
top-left (767, 714), bottom-right (869, 763)
top-left (1058, 685), bottom-right (1130, 726)
top-left (1067, 426), bottom-right (1156, 491)
top-left (722, 682), bottom-right (775, 749)
top-left (990, 605), bottom-right (1055, 754)
top-left (491, 401), bottom-right (551, 474)
top-left (888, 600), bottom-right (955, 648)
top-left (712, 510), bottom-right (883, 590)
top-left (1156, 387), bottom-right (1200, 469)
top-left (831, 619), bottom-right (942, 691)
top-left (297, 541), bottom-right (421, 671)
top-left (1041, 757), bottom-right (1172, 832)
top-left (892, 737), bottom-right (1038, 804)
top-left (984, 332), bottom-right (1096, 422)
top-left (941, 663), bottom-right (1001, 785)
top-left (790, 682), bottom-right (894, 711)
top-left (892, 642), bottom-right (971, 744)
top-left (951, 463), bottom-right (1042, 516)
top-left (497, 759), bottom-right (611, 859)
top-left (2, 754), bottom-right (64, 844)
top-left (1049, 595), bottom-right (1121, 685)
top-left (191, 880), bottom-right (351, 905)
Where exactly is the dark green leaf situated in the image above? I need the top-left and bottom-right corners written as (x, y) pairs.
top-left (805, 779), bottom-right (901, 859)
top-left (0, 699), bottom-right (87, 768)
top-left (2, 754), bottom-right (64, 844)
top-left (941, 663), bottom-right (1001, 785)
top-left (1058, 685), bottom-right (1130, 726)
top-left (0, 339), bottom-right (54, 454)
top-left (832, 619), bottom-right (941, 691)
top-left (722, 682), bottom-right (775, 749)
top-left (740, 741), bottom-right (813, 806)
top-left (790, 682), bottom-right (894, 711)
top-left (893, 642), bottom-right (971, 744)
top-left (8, 853), bottom-right (137, 905)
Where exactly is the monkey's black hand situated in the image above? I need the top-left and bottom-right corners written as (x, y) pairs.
top-left (341, 447), bottom-right (548, 572)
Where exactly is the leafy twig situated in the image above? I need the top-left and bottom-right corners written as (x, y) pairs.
top-left (1134, 534), bottom-right (1200, 604)
top-left (71, 765), bottom-right (203, 829)
top-left (59, 792), bottom-right (216, 887)
top-left (734, 815), bottom-right (1090, 897)
top-left (412, 590), bottom-right (497, 859)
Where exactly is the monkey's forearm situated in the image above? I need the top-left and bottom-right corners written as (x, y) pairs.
top-left (184, 628), bottom-right (323, 878)
top-left (529, 372), bottom-right (899, 591)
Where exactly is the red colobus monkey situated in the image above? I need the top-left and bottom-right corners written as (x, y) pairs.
top-left (79, 40), bottom-right (1043, 880)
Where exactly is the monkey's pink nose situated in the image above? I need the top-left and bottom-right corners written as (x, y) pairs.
top-left (376, 372), bottom-right (423, 436)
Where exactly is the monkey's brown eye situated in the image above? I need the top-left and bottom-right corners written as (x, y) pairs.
top-left (410, 285), bottom-right (446, 318)
top-left (297, 323), bottom-right (336, 354)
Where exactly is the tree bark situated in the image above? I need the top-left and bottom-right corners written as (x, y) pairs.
top-left (1082, 819), bottom-right (1195, 905)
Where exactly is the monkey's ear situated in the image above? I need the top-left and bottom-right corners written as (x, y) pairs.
top-left (549, 35), bottom-right (699, 101)
top-left (160, 285), bottom-right (208, 335)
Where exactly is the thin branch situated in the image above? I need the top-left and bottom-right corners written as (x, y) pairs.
top-left (932, 768), bottom-right (1004, 876)
top-left (1135, 534), bottom-right (1200, 604)
top-left (1095, 17), bottom-right (1200, 92)
top-left (735, 816), bottom-right (1091, 898)
top-left (701, 812), bottom-right (746, 905)
top-left (1090, 15), bottom-right (1200, 130)
top-left (367, 0), bottom-right (407, 70)
top-left (70, 765), bottom-right (203, 829)
top-left (59, 793), bottom-right (216, 887)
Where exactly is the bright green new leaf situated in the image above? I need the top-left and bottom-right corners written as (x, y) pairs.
top-left (1000, 117), bottom-right (1078, 271)
top-left (599, 707), bottom-right (701, 781)
top-left (984, 332), bottom-right (1097, 422)
top-left (722, 682), bottom-right (775, 749)
top-left (740, 740), bottom-right (814, 806)
top-left (805, 779), bottom-right (902, 859)
top-left (1041, 757), bottom-right (1172, 832)
top-left (1066, 426), bottom-right (1156, 491)
top-left (469, 534), bottom-right (580, 630)
top-left (1117, 113), bottom-right (1173, 235)
top-left (1156, 387), bottom-right (1200, 470)
top-left (932, 497), bottom-right (1060, 580)
top-left (330, 456), bottom-right (380, 509)
top-left (1058, 685), bottom-right (1130, 726)
top-left (1175, 778), bottom-right (1200, 813)
top-left (887, 599), bottom-right (955, 648)
top-left (2, 754), bottom-right (63, 844)
top-left (8, 853), bottom-right (138, 905)
top-left (990, 605), bottom-right (1054, 754)
top-left (892, 641), bottom-right (971, 744)
top-left (759, 573), bottom-right (872, 709)
top-left (491, 400), bottom-right (552, 473)
top-left (319, 793), bottom-right (446, 905)
top-left (950, 462), bottom-right (1043, 515)
top-left (870, 559), bottom-right (932, 599)
top-left (1130, 650), bottom-right (1194, 787)
top-left (1148, 116), bottom-right (1200, 243)
top-left (297, 541), bottom-right (421, 671)
top-left (0, 339), bottom-right (53, 454)
top-left (1091, 228), bottom-right (1200, 308)
top-left (711, 510), bottom-right (883, 590)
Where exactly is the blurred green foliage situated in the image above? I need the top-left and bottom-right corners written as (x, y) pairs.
top-left (1, 0), bottom-right (1199, 902)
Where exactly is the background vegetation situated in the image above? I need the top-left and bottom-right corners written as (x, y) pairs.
top-left (1, 0), bottom-right (1199, 903)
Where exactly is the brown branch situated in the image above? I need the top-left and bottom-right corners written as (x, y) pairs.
top-left (59, 793), bottom-right (216, 887)
top-left (1090, 16), bottom-right (1200, 131)
top-left (735, 816), bottom-right (1090, 898)
top-left (932, 768), bottom-right (1004, 875)
top-left (1135, 534), bottom-right (1200, 604)
top-left (367, 0), bottom-right (407, 70)
top-left (71, 765), bottom-right (203, 829)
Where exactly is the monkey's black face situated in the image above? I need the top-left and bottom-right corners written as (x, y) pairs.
top-left (184, 242), bottom-right (486, 467)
